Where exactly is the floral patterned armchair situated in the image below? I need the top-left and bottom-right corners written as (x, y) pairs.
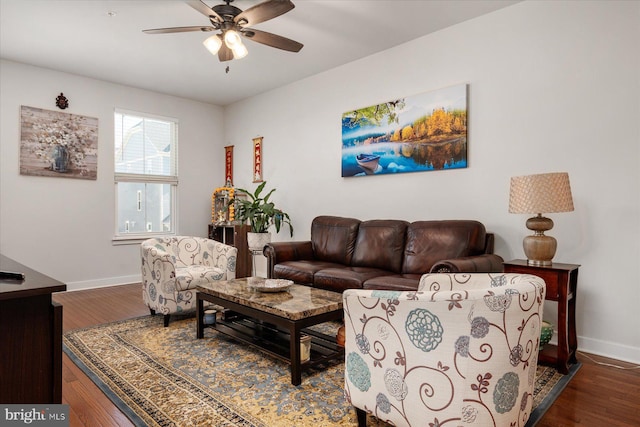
top-left (141, 236), bottom-right (237, 326)
top-left (343, 273), bottom-right (546, 427)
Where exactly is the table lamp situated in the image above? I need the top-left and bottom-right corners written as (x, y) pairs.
top-left (509, 172), bottom-right (574, 266)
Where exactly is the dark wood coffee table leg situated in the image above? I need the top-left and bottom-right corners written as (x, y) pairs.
top-left (290, 322), bottom-right (302, 386)
top-left (196, 283), bottom-right (344, 386)
top-left (196, 293), bottom-right (205, 339)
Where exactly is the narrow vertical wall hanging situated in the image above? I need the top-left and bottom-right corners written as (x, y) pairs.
top-left (252, 137), bottom-right (263, 183)
top-left (224, 145), bottom-right (234, 185)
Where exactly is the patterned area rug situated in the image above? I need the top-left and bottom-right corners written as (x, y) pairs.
top-left (63, 315), bottom-right (580, 427)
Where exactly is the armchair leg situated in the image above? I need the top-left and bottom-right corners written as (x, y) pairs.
top-left (356, 408), bottom-right (367, 427)
top-left (163, 314), bottom-right (170, 327)
top-left (149, 308), bottom-right (156, 316)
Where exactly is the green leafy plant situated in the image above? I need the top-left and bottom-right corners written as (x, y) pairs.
top-left (231, 181), bottom-right (293, 236)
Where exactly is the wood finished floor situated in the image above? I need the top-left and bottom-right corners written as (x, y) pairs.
top-left (54, 283), bottom-right (640, 427)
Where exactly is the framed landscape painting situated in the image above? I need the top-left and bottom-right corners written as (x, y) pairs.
top-left (341, 84), bottom-right (468, 177)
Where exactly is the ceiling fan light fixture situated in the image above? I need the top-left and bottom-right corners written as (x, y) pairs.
top-left (144, 0), bottom-right (303, 63)
top-left (203, 34), bottom-right (222, 55)
top-left (223, 29), bottom-right (242, 48)
top-left (231, 42), bottom-right (248, 59)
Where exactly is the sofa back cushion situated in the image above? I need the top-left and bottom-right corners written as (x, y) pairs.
top-left (311, 216), bottom-right (361, 264)
top-left (402, 220), bottom-right (487, 274)
top-left (352, 220), bottom-right (409, 273)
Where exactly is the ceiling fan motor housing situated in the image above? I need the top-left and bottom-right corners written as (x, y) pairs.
top-left (211, 4), bottom-right (242, 25)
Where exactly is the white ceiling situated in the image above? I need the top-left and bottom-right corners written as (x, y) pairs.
top-left (0, 0), bottom-right (520, 106)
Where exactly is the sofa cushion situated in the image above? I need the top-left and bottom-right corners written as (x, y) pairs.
top-left (363, 274), bottom-right (423, 291)
top-left (274, 260), bottom-right (345, 285)
top-left (351, 220), bottom-right (408, 273)
top-left (314, 267), bottom-right (395, 293)
top-left (311, 216), bottom-right (360, 264)
top-left (402, 220), bottom-right (487, 274)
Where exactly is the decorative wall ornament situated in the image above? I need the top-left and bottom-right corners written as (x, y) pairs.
top-left (225, 145), bottom-right (234, 185)
top-left (20, 106), bottom-right (98, 180)
top-left (341, 84), bottom-right (468, 177)
top-left (55, 93), bottom-right (69, 110)
top-left (252, 136), bottom-right (263, 183)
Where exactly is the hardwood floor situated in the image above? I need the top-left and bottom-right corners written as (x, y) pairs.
top-left (54, 284), bottom-right (640, 427)
top-left (55, 284), bottom-right (148, 427)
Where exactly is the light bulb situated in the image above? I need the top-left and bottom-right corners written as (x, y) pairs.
top-left (203, 34), bottom-right (222, 55)
top-left (232, 42), bottom-right (248, 59)
top-left (224, 30), bottom-right (242, 48)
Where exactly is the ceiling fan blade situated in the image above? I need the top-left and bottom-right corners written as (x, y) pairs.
top-left (242, 28), bottom-right (303, 52)
top-left (143, 26), bottom-right (215, 34)
top-left (218, 43), bottom-right (234, 62)
top-left (235, 0), bottom-right (294, 26)
top-left (187, 0), bottom-right (223, 23)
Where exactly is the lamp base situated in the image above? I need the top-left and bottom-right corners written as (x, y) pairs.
top-left (527, 258), bottom-right (553, 267)
top-left (523, 215), bottom-right (557, 266)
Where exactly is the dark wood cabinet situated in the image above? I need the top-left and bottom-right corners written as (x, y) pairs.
top-left (0, 255), bottom-right (66, 403)
top-left (208, 224), bottom-right (251, 278)
top-left (503, 259), bottom-right (580, 374)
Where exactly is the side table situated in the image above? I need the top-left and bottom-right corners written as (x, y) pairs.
top-left (503, 259), bottom-right (580, 374)
top-left (208, 224), bottom-right (252, 277)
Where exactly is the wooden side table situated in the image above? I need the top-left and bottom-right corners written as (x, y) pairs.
top-left (208, 224), bottom-right (252, 278)
top-left (503, 259), bottom-right (580, 374)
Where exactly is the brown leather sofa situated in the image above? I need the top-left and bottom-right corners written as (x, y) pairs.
top-left (263, 215), bottom-right (504, 293)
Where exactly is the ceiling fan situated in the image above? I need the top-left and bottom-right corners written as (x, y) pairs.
top-left (143, 0), bottom-right (303, 62)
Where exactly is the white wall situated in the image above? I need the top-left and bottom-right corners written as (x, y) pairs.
top-left (0, 60), bottom-right (225, 288)
top-left (224, 1), bottom-right (640, 363)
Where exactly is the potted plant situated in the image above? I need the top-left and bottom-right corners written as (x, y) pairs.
top-left (231, 181), bottom-right (293, 250)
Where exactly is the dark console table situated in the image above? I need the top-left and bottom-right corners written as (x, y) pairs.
top-left (503, 259), bottom-right (580, 374)
top-left (0, 254), bottom-right (66, 403)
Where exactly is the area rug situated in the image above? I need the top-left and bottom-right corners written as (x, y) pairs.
top-left (63, 315), bottom-right (580, 427)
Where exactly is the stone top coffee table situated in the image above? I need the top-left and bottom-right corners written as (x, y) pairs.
top-left (196, 277), bottom-right (344, 386)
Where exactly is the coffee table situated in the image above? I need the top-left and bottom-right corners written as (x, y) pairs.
top-left (196, 277), bottom-right (344, 386)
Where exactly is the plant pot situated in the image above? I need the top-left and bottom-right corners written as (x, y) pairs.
top-left (247, 232), bottom-right (271, 251)
top-left (540, 320), bottom-right (554, 350)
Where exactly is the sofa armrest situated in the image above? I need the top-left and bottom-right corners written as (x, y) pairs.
top-left (429, 253), bottom-right (504, 273)
top-left (141, 240), bottom-right (177, 313)
top-left (141, 241), bottom-right (175, 270)
top-left (202, 239), bottom-right (238, 280)
top-left (264, 241), bottom-right (314, 278)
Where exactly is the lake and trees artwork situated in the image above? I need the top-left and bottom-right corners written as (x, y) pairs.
top-left (341, 84), bottom-right (467, 177)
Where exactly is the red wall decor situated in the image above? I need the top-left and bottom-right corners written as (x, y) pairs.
top-left (224, 145), bottom-right (234, 185)
top-left (252, 137), bottom-right (263, 182)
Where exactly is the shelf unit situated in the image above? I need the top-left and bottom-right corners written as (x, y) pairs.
top-left (208, 224), bottom-right (251, 278)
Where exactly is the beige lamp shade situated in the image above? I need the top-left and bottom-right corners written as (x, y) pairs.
top-left (509, 172), bottom-right (574, 266)
top-left (509, 172), bottom-right (574, 214)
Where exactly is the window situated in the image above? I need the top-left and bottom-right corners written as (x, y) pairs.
top-left (114, 110), bottom-right (178, 240)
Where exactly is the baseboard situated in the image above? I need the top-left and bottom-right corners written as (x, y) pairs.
top-left (577, 336), bottom-right (640, 365)
top-left (65, 275), bottom-right (141, 292)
